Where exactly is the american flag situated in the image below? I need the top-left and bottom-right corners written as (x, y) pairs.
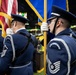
top-left (0, 0), bottom-right (18, 37)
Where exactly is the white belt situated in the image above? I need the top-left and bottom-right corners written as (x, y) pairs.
top-left (9, 62), bottom-right (31, 68)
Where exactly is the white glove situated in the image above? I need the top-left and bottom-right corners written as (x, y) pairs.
top-left (41, 22), bottom-right (48, 32)
top-left (6, 28), bottom-right (14, 35)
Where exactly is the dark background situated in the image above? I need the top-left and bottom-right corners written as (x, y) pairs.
top-left (18, 0), bottom-right (38, 26)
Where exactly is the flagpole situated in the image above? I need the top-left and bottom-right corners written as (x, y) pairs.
top-left (66, 0), bottom-right (69, 11)
top-left (44, 0), bottom-right (47, 75)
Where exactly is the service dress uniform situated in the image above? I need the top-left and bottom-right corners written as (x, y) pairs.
top-left (47, 28), bottom-right (76, 75)
top-left (47, 6), bottom-right (76, 75)
top-left (0, 14), bottom-right (35, 75)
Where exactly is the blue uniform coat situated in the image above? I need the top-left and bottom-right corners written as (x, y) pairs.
top-left (0, 30), bottom-right (4, 53)
top-left (47, 28), bottom-right (76, 75)
top-left (0, 29), bottom-right (34, 75)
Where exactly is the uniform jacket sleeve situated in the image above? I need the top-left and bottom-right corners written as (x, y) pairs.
top-left (0, 36), bottom-right (13, 74)
top-left (47, 38), bottom-right (71, 75)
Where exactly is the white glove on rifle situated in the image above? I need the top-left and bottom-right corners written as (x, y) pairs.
top-left (6, 28), bottom-right (14, 35)
top-left (41, 22), bottom-right (48, 32)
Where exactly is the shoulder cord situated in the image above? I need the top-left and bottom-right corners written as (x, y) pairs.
top-left (50, 38), bottom-right (71, 75)
top-left (6, 35), bottom-right (16, 62)
top-left (5, 33), bottom-right (32, 66)
top-left (12, 32), bottom-right (34, 65)
top-left (69, 33), bottom-right (76, 68)
top-left (5, 34), bottom-right (31, 63)
top-left (55, 34), bottom-right (76, 70)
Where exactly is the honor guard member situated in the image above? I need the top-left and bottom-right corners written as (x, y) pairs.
top-left (41, 6), bottom-right (76, 75)
top-left (0, 14), bottom-right (35, 75)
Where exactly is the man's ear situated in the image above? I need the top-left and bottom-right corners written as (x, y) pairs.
top-left (14, 21), bottom-right (17, 27)
top-left (56, 20), bottom-right (61, 28)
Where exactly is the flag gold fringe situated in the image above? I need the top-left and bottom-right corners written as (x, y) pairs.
top-left (0, 12), bottom-right (12, 37)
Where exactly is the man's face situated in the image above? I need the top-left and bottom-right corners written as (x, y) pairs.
top-left (48, 18), bottom-right (57, 33)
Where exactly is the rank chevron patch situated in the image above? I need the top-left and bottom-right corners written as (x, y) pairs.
top-left (48, 59), bottom-right (60, 74)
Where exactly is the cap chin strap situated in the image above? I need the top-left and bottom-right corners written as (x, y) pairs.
top-left (52, 17), bottom-right (59, 34)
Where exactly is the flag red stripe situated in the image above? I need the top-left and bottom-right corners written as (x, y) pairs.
top-left (12, 0), bottom-right (18, 14)
top-left (0, 0), bottom-right (8, 13)
top-left (0, 0), bottom-right (18, 33)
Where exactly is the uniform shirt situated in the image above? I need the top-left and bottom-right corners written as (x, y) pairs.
top-left (47, 28), bottom-right (76, 75)
top-left (0, 29), bottom-right (34, 75)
